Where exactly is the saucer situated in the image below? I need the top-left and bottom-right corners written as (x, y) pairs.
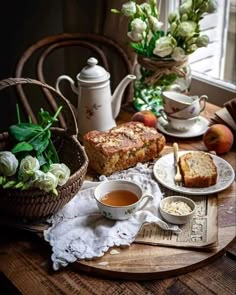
top-left (157, 116), bottom-right (209, 138)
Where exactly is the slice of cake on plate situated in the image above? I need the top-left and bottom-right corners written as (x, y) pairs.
top-left (179, 151), bottom-right (218, 187)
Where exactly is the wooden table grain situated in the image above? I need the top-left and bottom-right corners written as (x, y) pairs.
top-left (0, 102), bottom-right (235, 294)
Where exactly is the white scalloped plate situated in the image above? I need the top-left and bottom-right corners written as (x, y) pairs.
top-left (153, 151), bottom-right (235, 195)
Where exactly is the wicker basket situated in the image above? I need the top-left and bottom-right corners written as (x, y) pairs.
top-left (0, 78), bottom-right (88, 219)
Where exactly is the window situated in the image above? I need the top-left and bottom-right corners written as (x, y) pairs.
top-left (161, 0), bottom-right (236, 105)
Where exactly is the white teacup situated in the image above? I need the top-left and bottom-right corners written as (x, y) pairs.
top-left (160, 110), bottom-right (198, 131)
top-left (162, 91), bottom-right (207, 118)
top-left (168, 95), bottom-right (207, 119)
top-left (94, 180), bottom-right (153, 220)
top-left (162, 91), bottom-right (193, 113)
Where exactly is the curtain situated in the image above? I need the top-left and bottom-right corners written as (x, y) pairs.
top-left (63, 0), bottom-right (139, 62)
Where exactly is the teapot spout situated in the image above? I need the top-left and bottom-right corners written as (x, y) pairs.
top-left (111, 74), bottom-right (136, 119)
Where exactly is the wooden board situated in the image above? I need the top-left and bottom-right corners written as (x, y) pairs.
top-left (1, 103), bottom-right (235, 282)
top-left (73, 181), bottom-right (236, 280)
top-left (72, 112), bottom-right (236, 281)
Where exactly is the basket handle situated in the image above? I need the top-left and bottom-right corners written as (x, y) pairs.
top-left (0, 78), bottom-right (78, 136)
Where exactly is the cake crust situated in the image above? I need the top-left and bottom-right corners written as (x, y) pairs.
top-left (83, 122), bottom-right (166, 175)
top-left (179, 151), bottom-right (218, 187)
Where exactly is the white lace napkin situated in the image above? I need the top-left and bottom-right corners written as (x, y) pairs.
top-left (44, 163), bottom-right (180, 271)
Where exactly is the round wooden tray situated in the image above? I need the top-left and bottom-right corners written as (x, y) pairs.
top-left (73, 183), bottom-right (235, 280)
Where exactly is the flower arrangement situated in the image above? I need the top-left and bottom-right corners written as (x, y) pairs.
top-left (112, 0), bottom-right (217, 114)
top-left (112, 0), bottom-right (216, 61)
top-left (0, 106), bottom-right (70, 196)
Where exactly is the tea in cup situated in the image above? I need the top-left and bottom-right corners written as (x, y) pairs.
top-left (94, 180), bottom-right (153, 220)
top-left (159, 110), bottom-right (198, 131)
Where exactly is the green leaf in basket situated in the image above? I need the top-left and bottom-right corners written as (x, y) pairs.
top-left (3, 180), bottom-right (18, 189)
top-left (30, 129), bottom-right (51, 154)
top-left (38, 108), bottom-right (55, 128)
top-left (37, 153), bottom-right (47, 167)
top-left (11, 142), bottom-right (34, 154)
top-left (8, 105), bottom-right (63, 188)
top-left (9, 123), bottom-right (43, 142)
top-left (0, 176), bottom-right (7, 186)
top-left (47, 139), bottom-right (59, 163)
top-left (41, 163), bottom-right (50, 173)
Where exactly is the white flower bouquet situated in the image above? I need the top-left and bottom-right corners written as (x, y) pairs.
top-left (112, 0), bottom-right (216, 60)
top-left (0, 105), bottom-right (70, 196)
top-left (112, 0), bottom-right (217, 113)
top-left (0, 77), bottom-right (88, 219)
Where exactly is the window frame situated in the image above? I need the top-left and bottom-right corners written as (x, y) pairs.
top-left (161, 0), bottom-right (236, 106)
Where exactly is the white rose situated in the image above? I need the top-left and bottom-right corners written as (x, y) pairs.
top-left (168, 11), bottom-right (179, 23)
top-left (196, 35), bottom-right (209, 47)
top-left (179, 0), bottom-right (193, 15)
top-left (181, 14), bottom-right (188, 21)
top-left (48, 163), bottom-right (70, 186)
top-left (121, 1), bottom-right (136, 16)
top-left (206, 0), bottom-right (217, 13)
top-left (178, 21), bottom-right (197, 37)
top-left (19, 155), bottom-right (40, 181)
top-left (153, 36), bottom-right (176, 57)
top-left (149, 16), bottom-right (163, 32)
top-left (33, 170), bottom-right (58, 194)
top-left (188, 44), bottom-right (198, 53)
top-left (131, 18), bottom-right (147, 34)
top-left (127, 31), bottom-right (143, 42)
top-left (0, 151), bottom-right (18, 176)
top-left (171, 47), bottom-right (186, 61)
top-left (140, 3), bottom-right (151, 14)
top-left (170, 22), bottom-right (178, 35)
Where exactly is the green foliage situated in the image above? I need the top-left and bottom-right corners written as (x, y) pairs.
top-left (147, 31), bottom-right (165, 57)
top-left (133, 80), bottom-right (163, 116)
top-left (130, 43), bottom-right (145, 55)
top-left (10, 106), bottom-right (62, 171)
top-left (9, 123), bottom-right (43, 142)
top-left (11, 142), bottom-right (34, 154)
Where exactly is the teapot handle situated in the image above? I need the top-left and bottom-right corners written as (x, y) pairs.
top-left (56, 75), bottom-right (79, 96)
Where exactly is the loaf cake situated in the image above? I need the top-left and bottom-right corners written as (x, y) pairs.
top-left (83, 122), bottom-right (166, 175)
top-left (179, 151), bottom-right (218, 187)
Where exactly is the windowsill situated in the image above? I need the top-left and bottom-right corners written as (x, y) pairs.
top-left (192, 71), bottom-right (236, 92)
top-left (190, 72), bottom-right (236, 107)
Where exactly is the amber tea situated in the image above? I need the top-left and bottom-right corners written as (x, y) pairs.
top-left (101, 190), bottom-right (139, 206)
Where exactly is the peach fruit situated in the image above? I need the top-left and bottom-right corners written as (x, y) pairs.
top-left (131, 110), bottom-right (157, 128)
top-left (203, 124), bottom-right (234, 154)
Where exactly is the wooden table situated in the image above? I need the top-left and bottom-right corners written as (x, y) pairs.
top-left (0, 102), bottom-right (235, 294)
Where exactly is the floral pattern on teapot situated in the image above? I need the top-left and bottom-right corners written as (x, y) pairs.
top-left (85, 103), bottom-right (102, 120)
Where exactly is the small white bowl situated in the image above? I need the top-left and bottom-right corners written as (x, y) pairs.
top-left (160, 196), bottom-right (196, 225)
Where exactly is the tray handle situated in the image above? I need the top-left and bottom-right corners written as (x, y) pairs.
top-left (0, 77), bottom-right (78, 136)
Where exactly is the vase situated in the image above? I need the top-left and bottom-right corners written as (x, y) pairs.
top-left (133, 56), bottom-right (191, 116)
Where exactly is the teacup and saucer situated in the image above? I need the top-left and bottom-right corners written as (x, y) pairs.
top-left (158, 91), bottom-right (209, 135)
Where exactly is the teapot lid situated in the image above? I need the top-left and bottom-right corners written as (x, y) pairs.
top-left (78, 57), bottom-right (109, 82)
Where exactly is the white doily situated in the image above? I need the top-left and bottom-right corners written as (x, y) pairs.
top-left (44, 163), bottom-right (180, 271)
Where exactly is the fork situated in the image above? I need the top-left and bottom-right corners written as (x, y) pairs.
top-left (173, 142), bottom-right (182, 185)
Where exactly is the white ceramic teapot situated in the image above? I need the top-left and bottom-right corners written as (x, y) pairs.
top-left (56, 57), bottom-right (136, 137)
